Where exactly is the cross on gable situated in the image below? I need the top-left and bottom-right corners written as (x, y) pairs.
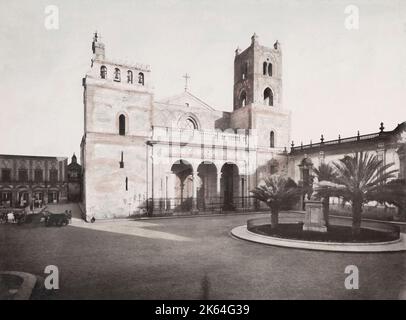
top-left (183, 73), bottom-right (190, 91)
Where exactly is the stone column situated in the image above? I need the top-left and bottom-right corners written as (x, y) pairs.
top-left (11, 190), bottom-right (17, 207)
top-left (377, 143), bottom-right (385, 164)
top-left (29, 191), bottom-right (33, 212)
top-left (319, 151), bottom-right (325, 165)
top-left (240, 176), bottom-right (245, 209)
top-left (191, 172), bottom-right (198, 214)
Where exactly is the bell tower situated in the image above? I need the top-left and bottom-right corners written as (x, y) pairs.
top-left (230, 34), bottom-right (290, 150)
top-left (233, 33), bottom-right (282, 110)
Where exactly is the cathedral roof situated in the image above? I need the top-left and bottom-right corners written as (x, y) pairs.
top-left (156, 91), bottom-right (215, 111)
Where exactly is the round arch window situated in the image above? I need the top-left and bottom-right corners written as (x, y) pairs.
top-left (179, 117), bottom-right (198, 130)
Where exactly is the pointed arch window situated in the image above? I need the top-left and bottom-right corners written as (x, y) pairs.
top-left (263, 62), bottom-right (267, 75)
top-left (241, 61), bottom-right (248, 80)
top-left (114, 68), bottom-right (121, 82)
top-left (138, 72), bottom-right (144, 85)
top-left (240, 91), bottom-right (247, 108)
top-left (270, 131), bottom-right (275, 148)
top-left (264, 87), bottom-right (274, 106)
top-left (100, 66), bottom-right (107, 79)
top-left (127, 70), bottom-right (133, 84)
top-left (119, 114), bottom-right (126, 136)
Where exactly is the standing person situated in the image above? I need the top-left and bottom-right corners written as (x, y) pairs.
top-left (7, 212), bottom-right (15, 223)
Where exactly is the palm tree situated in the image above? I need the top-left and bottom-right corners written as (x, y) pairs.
top-left (316, 152), bottom-right (398, 235)
top-left (313, 163), bottom-right (337, 227)
top-left (251, 175), bottom-right (302, 229)
top-left (369, 179), bottom-right (406, 221)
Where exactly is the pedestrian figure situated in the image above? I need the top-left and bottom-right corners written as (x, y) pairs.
top-left (7, 212), bottom-right (15, 223)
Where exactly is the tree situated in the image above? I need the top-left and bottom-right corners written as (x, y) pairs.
top-left (369, 179), bottom-right (406, 221)
top-left (316, 152), bottom-right (398, 235)
top-left (313, 163), bottom-right (337, 227)
top-left (251, 175), bottom-right (302, 229)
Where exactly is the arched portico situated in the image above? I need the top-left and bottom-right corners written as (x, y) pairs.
top-left (221, 162), bottom-right (240, 211)
top-left (170, 159), bottom-right (194, 212)
top-left (197, 161), bottom-right (218, 210)
top-left (159, 159), bottom-right (248, 214)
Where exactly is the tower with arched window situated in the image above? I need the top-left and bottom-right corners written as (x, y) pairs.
top-left (231, 34), bottom-right (290, 150)
top-left (82, 33), bottom-right (154, 219)
top-left (233, 33), bottom-right (282, 110)
top-left (81, 33), bottom-right (292, 220)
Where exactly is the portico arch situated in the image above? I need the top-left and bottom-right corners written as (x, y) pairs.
top-left (197, 161), bottom-right (218, 210)
top-left (220, 162), bottom-right (240, 211)
top-left (170, 160), bottom-right (193, 211)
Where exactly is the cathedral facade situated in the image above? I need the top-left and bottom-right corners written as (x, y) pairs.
top-left (81, 33), bottom-right (291, 219)
top-left (80, 33), bottom-right (406, 220)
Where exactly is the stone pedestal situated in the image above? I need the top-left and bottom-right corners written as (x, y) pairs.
top-left (303, 200), bottom-right (327, 233)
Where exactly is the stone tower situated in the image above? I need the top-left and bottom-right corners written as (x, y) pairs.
top-left (230, 33), bottom-right (290, 150)
top-left (233, 33), bottom-right (282, 109)
top-left (81, 33), bottom-right (153, 219)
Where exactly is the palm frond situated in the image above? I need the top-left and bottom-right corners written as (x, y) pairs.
top-left (251, 175), bottom-right (302, 209)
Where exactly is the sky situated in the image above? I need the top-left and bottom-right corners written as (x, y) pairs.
top-left (0, 0), bottom-right (405, 159)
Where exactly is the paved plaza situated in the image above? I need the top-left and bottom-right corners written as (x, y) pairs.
top-left (1, 213), bottom-right (405, 299)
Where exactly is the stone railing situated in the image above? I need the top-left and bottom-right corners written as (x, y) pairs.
top-left (291, 131), bottom-right (389, 153)
top-left (151, 126), bottom-right (257, 149)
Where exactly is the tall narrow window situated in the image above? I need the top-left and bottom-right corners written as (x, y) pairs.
top-left (119, 114), bottom-right (126, 136)
top-left (240, 91), bottom-right (247, 108)
top-left (100, 66), bottom-right (107, 79)
top-left (125, 177), bottom-right (128, 191)
top-left (263, 62), bottom-right (267, 75)
top-left (138, 72), bottom-right (144, 85)
top-left (127, 70), bottom-right (133, 84)
top-left (241, 62), bottom-right (248, 80)
top-left (49, 169), bottom-right (58, 183)
top-left (18, 169), bottom-right (28, 182)
top-left (34, 169), bottom-right (43, 182)
top-left (270, 131), bottom-right (275, 148)
top-left (264, 87), bottom-right (273, 106)
top-left (268, 63), bottom-right (273, 77)
top-left (120, 151), bottom-right (124, 168)
top-left (114, 68), bottom-right (121, 82)
top-left (1, 169), bottom-right (11, 182)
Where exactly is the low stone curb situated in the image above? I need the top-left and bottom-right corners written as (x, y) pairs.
top-left (231, 225), bottom-right (406, 253)
top-left (1, 271), bottom-right (37, 300)
top-left (74, 211), bottom-right (270, 224)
